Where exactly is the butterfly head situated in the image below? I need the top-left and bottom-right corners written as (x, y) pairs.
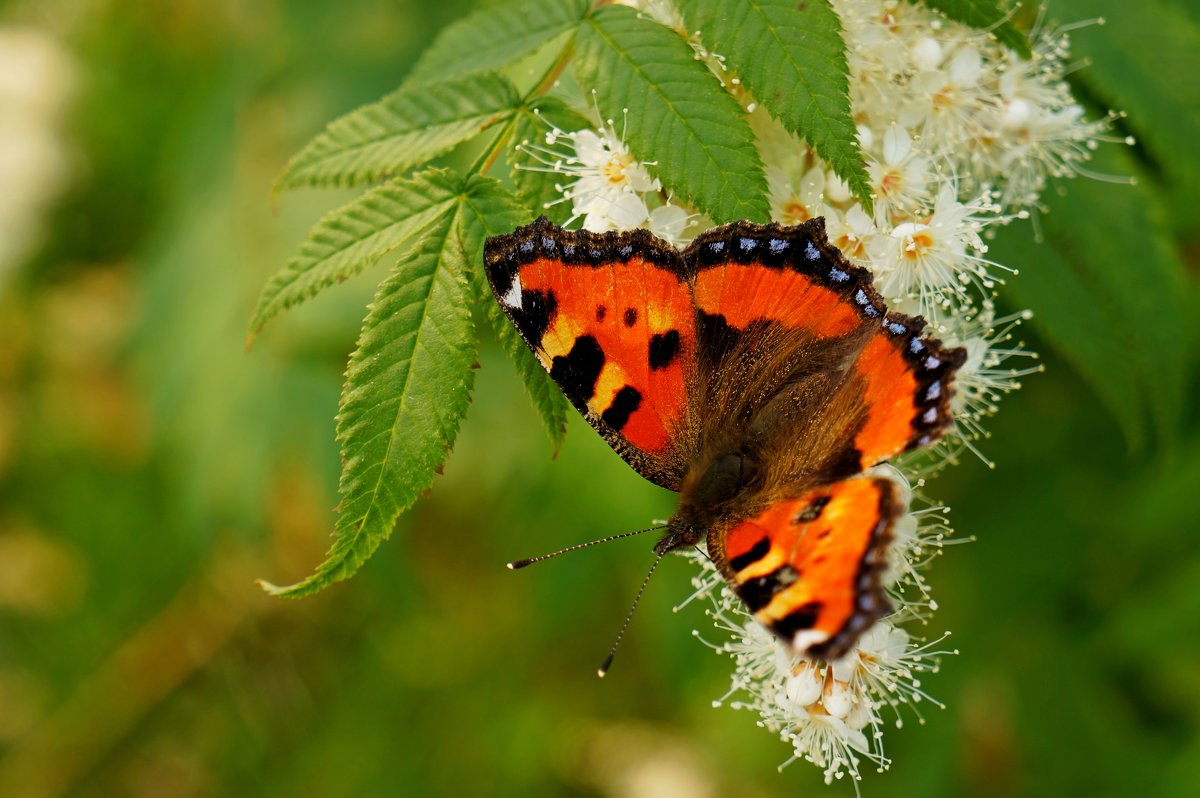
top-left (653, 518), bottom-right (704, 557)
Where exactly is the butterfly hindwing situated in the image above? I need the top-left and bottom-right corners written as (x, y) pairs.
top-left (711, 475), bottom-right (902, 660)
top-left (484, 217), bottom-right (697, 490)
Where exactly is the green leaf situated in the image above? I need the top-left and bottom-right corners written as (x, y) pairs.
top-left (989, 145), bottom-right (1186, 452)
top-left (459, 177), bottom-right (571, 449)
top-left (989, 223), bottom-right (1144, 447)
top-left (406, 0), bottom-right (590, 83)
top-left (574, 4), bottom-right (770, 223)
top-left (913, 0), bottom-right (1032, 58)
top-left (249, 169), bottom-right (462, 337)
top-left (261, 213), bottom-right (478, 597)
top-left (677, 0), bottom-right (873, 214)
top-left (1050, 0), bottom-right (1200, 194)
top-left (509, 96), bottom-right (593, 223)
top-left (276, 71), bottom-right (520, 191)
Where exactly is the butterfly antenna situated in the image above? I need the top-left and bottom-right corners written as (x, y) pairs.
top-left (598, 550), bottom-right (664, 678)
top-left (506, 526), bottom-right (663, 570)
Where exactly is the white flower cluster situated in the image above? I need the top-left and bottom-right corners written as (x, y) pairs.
top-left (525, 0), bottom-right (1110, 783)
top-left (677, 465), bottom-right (959, 786)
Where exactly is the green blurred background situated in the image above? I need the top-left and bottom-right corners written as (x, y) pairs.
top-left (1, 1), bottom-right (1198, 796)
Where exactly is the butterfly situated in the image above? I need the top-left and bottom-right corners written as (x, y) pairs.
top-left (484, 216), bottom-right (965, 661)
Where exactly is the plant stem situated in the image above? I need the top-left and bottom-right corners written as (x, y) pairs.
top-left (467, 114), bottom-right (519, 176)
top-left (525, 40), bottom-right (575, 102)
top-left (470, 39), bottom-right (577, 177)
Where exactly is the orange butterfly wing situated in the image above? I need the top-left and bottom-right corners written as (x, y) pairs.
top-left (484, 218), bottom-right (697, 490)
top-left (712, 475), bottom-right (902, 660)
top-left (489, 217), bottom-right (965, 660)
top-left (684, 219), bottom-right (966, 473)
top-left (852, 313), bottom-right (966, 467)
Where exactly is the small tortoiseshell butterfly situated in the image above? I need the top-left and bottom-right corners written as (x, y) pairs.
top-left (484, 216), bottom-right (965, 660)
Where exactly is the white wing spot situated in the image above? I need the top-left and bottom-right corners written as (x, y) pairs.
top-left (501, 274), bottom-right (523, 309)
top-left (790, 629), bottom-right (830, 654)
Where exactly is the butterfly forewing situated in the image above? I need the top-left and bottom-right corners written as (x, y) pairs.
top-left (683, 219), bottom-right (966, 475)
top-left (484, 217), bottom-right (698, 490)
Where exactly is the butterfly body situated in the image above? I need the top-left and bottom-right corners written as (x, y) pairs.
top-left (485, 217), bottom-right (965, 661)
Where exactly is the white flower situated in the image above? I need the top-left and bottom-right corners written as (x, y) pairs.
top-left (519, 112), bottom-right (664, 233)
top-left (750, 107), bottom-right (811, 189)
top-left (562, 127), bottom-right (660, 231)
top-left (866, 125), bottom-right (931, 223)
top-left (902, 41), bottom-right (989, 144)
top-left (526, 3), bottom-right (1115, 783)
top-left (580, 190), bottom-right (650, 232)
top-left (867, 184), bottom-right (1010, 322)
top-left (647, 202), bottom-right (695, 245)
top-left (936, 303), bottom-right (1043, 465)
top-left (977, 31), bottom-right (1122, 209)
top-left (822, 203), bottom-right (876, 261)
top-left (617, 0), bottom-right (687, 33)
top-left (768, 164), bottom-right (826, 225)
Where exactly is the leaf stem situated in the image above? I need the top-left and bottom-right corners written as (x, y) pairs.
top-left (526, 40), bottom-right (576, 101)
top-left (467, 115), bottom-right (519, 176)
top-left (470, 38), bottom-right (578, 177)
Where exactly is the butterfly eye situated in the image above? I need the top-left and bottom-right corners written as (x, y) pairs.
top-left (793, 494), bottom-right (831, 523)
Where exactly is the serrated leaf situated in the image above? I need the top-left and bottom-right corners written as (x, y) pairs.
top-left (249, 169), bottom-right (463, 337)
top-left (509, 96), bottom-right (593, 223)
top-left (677, 0), bottom-right (872, 214)
top-left (406, 0), bottom-right (590, 83)
top-left (1051, 0), bottom-right (1200, 195)
top-left (459, 177), bottom-right (570, 449)
top-left (276, 72), bottom-right (520, 191)
top-left (989, 145), bottom-right (1186, 452)
top-left (914, 0), bottom-right (1032, 58)
top-left (262, 213), bottom-right (477, 596)
top-left (575, 5), bottom-right (770, 223)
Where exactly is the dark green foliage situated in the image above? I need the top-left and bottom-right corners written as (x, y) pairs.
top-left (460, 178), bottom-right (573, 449)
top-left (992, 145), bottom-right (1186, 453)
top-left (1054, 0), bottom-right (1200, 202)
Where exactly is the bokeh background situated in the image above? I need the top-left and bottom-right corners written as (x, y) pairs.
top-left (1, 1), bottom-right (1198, 797)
